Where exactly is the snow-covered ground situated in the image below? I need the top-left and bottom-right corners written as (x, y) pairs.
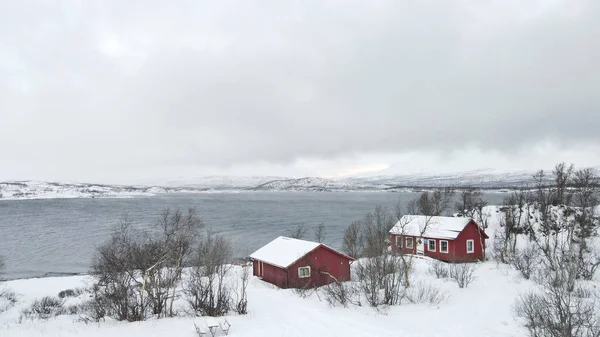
top-left (1, 259), bottom-right (537, 337)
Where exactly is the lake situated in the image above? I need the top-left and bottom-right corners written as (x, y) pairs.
top-left (0, 191), bottom-right (508, 280)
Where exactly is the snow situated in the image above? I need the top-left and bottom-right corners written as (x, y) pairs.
top-left (0, 259), bottom-right (538, 337)
top-left (389, 215), bottom-right (473, 239)
top-left (249, 236), bottom-right (321, 268)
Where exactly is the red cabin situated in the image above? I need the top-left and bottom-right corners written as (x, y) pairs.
top-left (249, 236), bottom-right (354, 289)
top-left (389, 215), bottom-right (488, 262)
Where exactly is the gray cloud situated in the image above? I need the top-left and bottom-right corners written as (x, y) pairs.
top-left (1, 0), bottom-right (599, 181)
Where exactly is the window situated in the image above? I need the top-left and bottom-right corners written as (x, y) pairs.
top-left (466, 240), bottom-right (474, 253)
top-left (428, 239), bottom-right (436, 251)
top-left (298, 266), bottom-right (311, 278)
top-left (396, 236), bottom-right (402, 248)
top-left (440, 240), bottom-right (449, 253)
top-left (405, 237), bottom-right (414, 249)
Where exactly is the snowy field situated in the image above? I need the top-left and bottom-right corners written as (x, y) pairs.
top-left (0, 259), bottom-right (540, 337)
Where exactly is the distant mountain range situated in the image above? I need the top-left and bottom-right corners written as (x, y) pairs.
top-left (0, 168), bottom-right (561, 200)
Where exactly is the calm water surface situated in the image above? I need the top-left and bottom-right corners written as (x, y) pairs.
top-left (0, 192), bottom-right (507, 280)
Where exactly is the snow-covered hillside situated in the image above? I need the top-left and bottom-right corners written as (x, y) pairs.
top-left (0, 181), bottom-right (184, 200)
top-left (0, 166), bottom-right (593, 199)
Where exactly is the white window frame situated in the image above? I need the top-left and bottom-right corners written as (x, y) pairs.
top-left (405, 237), bottom-right (414, 249)
top-left (440, 240), bottom-right (449, 253)
top-left (428, 239), bottom-right (436, 252)
top-left (466, 239), bottom-right (474, 254)
top-left (396, 235), bottom-right (403, 248)
top-left (298, 266), bottom-right (311, 278)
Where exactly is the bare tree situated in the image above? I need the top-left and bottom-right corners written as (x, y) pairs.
top-left (89, 208), bottom-right (203, 321)
top-left (572, 168), bottom-right (599, 280)
top-left (234, 265), bottom-right (250, 315)
top-left (456, 188), bottom-right (482, 217)
top-left (0, 255), bottom-right (5, 280)
top-left (185, 230), bottom-right (233, 317)
top-left (360, 205), bottom-right (395, 257)
top-left (314, 222), bottom-right (326, 243)
top-left (409, 187), bottom-right (455, 216)
top-left (288, 224), bottom-right (309, 239)
top-left (342, 220), bottom-right (362, 258)
top-left (152, 207), bottom-right (203, 317)
top-left (90, 216), bottom-right (148, 321)
top-left (553, 162), bottom-right (575, 205)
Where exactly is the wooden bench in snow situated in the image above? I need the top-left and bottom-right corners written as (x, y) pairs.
top-left (193, 317), bottom-right (230, 337)
top-left (194, 318), bottom-right (218, 337)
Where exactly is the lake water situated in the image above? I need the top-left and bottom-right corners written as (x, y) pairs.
top-left (0, 192), bottom-right (507, 280)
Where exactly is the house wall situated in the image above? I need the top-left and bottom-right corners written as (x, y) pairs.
top-left (287, 246), bottom-right (353, 288)
top-left (391, 234), bottom-right (456, 260)
top-left (452, 221), bottom-right (486, 262)
top-left (390, 220), bottom-right (487, 262)
top-left (253, 260), bottom-right (289, 288)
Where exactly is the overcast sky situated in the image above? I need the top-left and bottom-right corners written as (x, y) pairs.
top-left (1, 0), bottom-right (599, 184)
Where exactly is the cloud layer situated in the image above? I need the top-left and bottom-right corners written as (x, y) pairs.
top-left (1, 0), bottom-right (599, 182)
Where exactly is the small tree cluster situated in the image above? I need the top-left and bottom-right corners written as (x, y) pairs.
top-left (184, 231), bottom-right (232, 317)
top-left (88, 207), bottom-right (245, 322)
top-left (499, 163), bottom-right (600, 337)
top-left (515, 249), bottom-right (600, 337)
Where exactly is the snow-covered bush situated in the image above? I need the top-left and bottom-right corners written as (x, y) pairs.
top-left (514, 279), bottom-right (600, 337)
top-left (58, 287), bottom-right (85, 299)
top-left (184, 231), bottom-right (233, 317)
top-left (449, 263), bottom-right (476, 289)
top-left (511, 246), bottom-right (539, 280)
top-left (0, 289), bottom-right (18, 314)
top-left (20, 296), bottom-right (65, 321)
top-left (405, 282), bottom-right (448, 306)
top-left (428, 260), bottom-right (450, 279)
top-left (234, 265), bottom-right (250, 315)
top-left (321, 281), bottom-right (360, 308)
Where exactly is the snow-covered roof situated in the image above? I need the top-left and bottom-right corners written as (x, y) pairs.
top-left (249, 236), bottom-right (322, 268)
top-left (389, 215), bottom-right (474, 240)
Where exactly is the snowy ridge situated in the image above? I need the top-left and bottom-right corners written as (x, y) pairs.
top-left (0, 167), bottom-right (586, 200)
top-left (0, 181), bottom-right (188, 200)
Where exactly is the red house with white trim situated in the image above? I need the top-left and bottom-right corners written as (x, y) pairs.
top-left (389, 215), bottom-right (488, 262)
top-left (249, 236), bottom-right (354, 289)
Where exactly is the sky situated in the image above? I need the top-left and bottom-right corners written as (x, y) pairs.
top-left (1, 0), bottom-right (599, 184)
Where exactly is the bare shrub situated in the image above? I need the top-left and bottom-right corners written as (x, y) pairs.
top-left (512, 246), bottom-right (539, 280)
top-left (406, 283), bottom-right (448, 306)
top-left (184, 231), bottom-right (233, 317)
top-left (449, 263), bottom-right (476, 288)
top-left (342, 220), bottom-right (362, 258)
top-left (234, 265), bottom-right (250, 315)
top-left (428, 260), bottom-right (450, 279)
top-left (288, 224), bottom-right (309, 239)
top-left (514, 284), bottom-right (600, 337)
top-left (0, 255), bottom-right (5, 280)
top-left (90, 208), bottom-right (203, 321)
top-left (321, 281), bottom-right (359, 308)
top-left (355, 254), bottom-right (405, 307)
top-left (58, 287), bottom-right (85, 299)
top-left (0, 290), bottom-right (18, 314)
top-left (314, 222), bottom-right (326, 243)
top-left (20, 296), bottom-right (65, 320)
